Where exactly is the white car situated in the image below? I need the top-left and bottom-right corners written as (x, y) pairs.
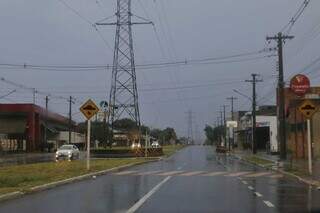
top-left (55, 145), bottom-right (80, 160)
top-left (131, 143), bottom-right (141, 149)
top-left (151, 141), bottom-right (161, 148)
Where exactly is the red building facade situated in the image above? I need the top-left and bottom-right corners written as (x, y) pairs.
top-left (0, 104), bottom-right (74, 152)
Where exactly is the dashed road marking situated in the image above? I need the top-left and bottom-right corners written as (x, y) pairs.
top-left (242, 180), bottom-right (248, 185)
top-left (158, 171), bottom-right (184, 176)
top-left (245, 172), bottom-right (272, 178)
top-left (126, 176), bottom-right (171, 213)
top-left (225, 171), bottom-right (251, 177)
top-left (248, 186), bottom-right (254, 190)
top-left (179, 171), bottom-right (204, 176)
top-left (114, 171), bottom-right (137, 175)
top-left (203, 171), bottom-right (228, 176)
top-left (263, 200), bottom-right (275, 208)
top-left (254, 192), bottom-right (263, 197)
top-left (111, 170), bottom-right (284, 179)
top-left (137, 170), bottom-right (162, 176)
top-left (269, 174), bottom-right (283, 179)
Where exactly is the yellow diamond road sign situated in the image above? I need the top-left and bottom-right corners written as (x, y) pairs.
top-left (80, 99), bottom-right (99, 120)
top-left (298, 100), bottom-right (318, 119)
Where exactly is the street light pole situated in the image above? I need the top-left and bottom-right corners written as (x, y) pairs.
top-left (246, 74), bottom-right (262, 154)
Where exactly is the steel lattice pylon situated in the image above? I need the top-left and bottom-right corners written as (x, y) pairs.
top-left (109, 0), bottom-right (140, 128)
top-left (96, 0), bottom-right (152, 138)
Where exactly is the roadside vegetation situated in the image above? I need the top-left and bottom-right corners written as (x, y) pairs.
top-left (244, 156), bottom-right (273, 166)
top-left (0, 158), bottom-right (146, 195)
top-left (243, 155), bottom-right (274, 167)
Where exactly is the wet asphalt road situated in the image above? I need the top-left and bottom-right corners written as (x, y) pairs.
top-left (0, 146), bottom-right (320, 213)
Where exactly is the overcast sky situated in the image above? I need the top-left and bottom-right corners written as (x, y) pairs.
top-left (0, 0), bottom-right (320, 140)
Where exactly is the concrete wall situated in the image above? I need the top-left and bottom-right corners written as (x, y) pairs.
top-left (54, 131), bottom-right (85, 144)
top-left (256, 116), bottom-right (278, 153)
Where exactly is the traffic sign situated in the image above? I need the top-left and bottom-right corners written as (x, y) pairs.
top-left (80, 99), bottom-right (99, 120)
top-left (298, 100), bottom-right (318, 119)
top-left (227, 121), bottom-right (238, 128)
top-left (290, 74), bottom-right (310, 96)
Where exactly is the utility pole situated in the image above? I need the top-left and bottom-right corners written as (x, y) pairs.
top-left (33, 88), bottom-right (36, 104)
top-left (96, 0), bottom-right (153, 143)
top-left (68, 96), bottom-right (74, 144)
top-left (227, 97), bottom-right (237, 151)
top-left (219, 111), bottom-right (223, 145)
top-left (267, 32), bottom-right (294, 160)
top-left (221, 105), bottom-right (228, 148)
top-left (246, 74), bottom-right (262, 154)
top-left (186, 110), bottom-right (194, 145)
top-left (44, 96), bottom-right (49, 150)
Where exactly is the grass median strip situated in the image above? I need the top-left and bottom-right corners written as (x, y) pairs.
top-left (0, 158), bottom-right (147, 195)
top-left (243, 155), bottom-right (274, 167)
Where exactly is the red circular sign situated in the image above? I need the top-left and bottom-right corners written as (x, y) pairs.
top-left (290, 74), bottom-right (310, 96)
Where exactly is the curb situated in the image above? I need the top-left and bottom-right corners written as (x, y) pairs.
top-left (231, 153), bottom-right (320, 188)
top-left (0, 158), bottom-right (160, 202)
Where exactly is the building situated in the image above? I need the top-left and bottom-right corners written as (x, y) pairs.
top-left (284, 87), bottom-right (320, 159)
top-left (236, 106), bottom-right (278, 153)
top-left (0, 104), bottom-right (83, 152)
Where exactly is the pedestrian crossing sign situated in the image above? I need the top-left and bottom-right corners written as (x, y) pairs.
top-left (298, 100), bottom-right (318, 119)
top-left (80, 99), bottom-right (99, 120)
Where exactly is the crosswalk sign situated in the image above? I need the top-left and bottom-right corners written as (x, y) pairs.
top-left (298, 100), bottom-right (318, 119)
top-left (80, 99), bottom-right (99, 120)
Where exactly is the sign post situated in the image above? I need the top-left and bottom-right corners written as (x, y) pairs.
top-left (298, 100), bottom-right (318, 175)
top-left (86, 119), bottom-right (91, 170)
top-left (307, 119), bottom-right (312, 175)
top-left (80, 99), bottom-right (99, 171)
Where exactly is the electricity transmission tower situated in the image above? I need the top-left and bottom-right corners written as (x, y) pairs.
top-left (96, 0), bottom-right (152, 135)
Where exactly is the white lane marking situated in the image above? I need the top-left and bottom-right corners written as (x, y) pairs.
top-left (177, 166), bottom-right (182, 170)
top-left (269, 174), bottom-right (283, 179)
top-left (242, 181), bottom-right (248, 185)
top-left (245, 172), bottom-right (271, 178)
top-left (225, 172), bottom-right (251, 177)
top-left (137, 171), bottom-right (162, 176)
top-left (157, 171), bottom-right (184, 176)
top-left (179, 171), bottom-right (204, 176)
top-left (203, 171), bottom-right (228, 176)
top-left (126, 176), bottom-right (171, 213)
top-left (248, 186), bottom-right (254, 190)
top-left (263, 200), bottom-right (275, 208)
top-left (114, 171), bottom-right (137, 175)
top-left (254, 192), bottom-right (263, 197)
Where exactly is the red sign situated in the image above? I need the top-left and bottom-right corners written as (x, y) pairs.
top-left (290, 74), bottom-right (310, 96)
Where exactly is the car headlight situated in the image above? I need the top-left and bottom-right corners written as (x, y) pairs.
top-left (68, 151), bottom-right (71, 154)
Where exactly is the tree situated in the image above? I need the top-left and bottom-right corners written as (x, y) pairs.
top-left (204, 125), bottom-right (223, 145)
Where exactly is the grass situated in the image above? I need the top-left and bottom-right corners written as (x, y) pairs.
top-left (243, 155), bottom-right (274, 167)
top-left (0, 158), bottom-right (146, 195)
top-left (162, 144), bottom-right (186, 157)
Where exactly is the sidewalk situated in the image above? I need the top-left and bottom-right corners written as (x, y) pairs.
top-left (232, 149), bottom-right (320, 187)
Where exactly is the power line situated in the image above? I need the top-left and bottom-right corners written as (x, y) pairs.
top-left (37, 80), bottom-right (244, 94)
top-left (0, 51), bottom-right (274, 72)
top-left (280, 0), bottom-right (311, 34)
top-left (56, 0), bottom-right (113, 51)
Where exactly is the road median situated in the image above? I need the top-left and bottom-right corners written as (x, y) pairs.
top-left (0, 158), bottom-right (158, 202)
